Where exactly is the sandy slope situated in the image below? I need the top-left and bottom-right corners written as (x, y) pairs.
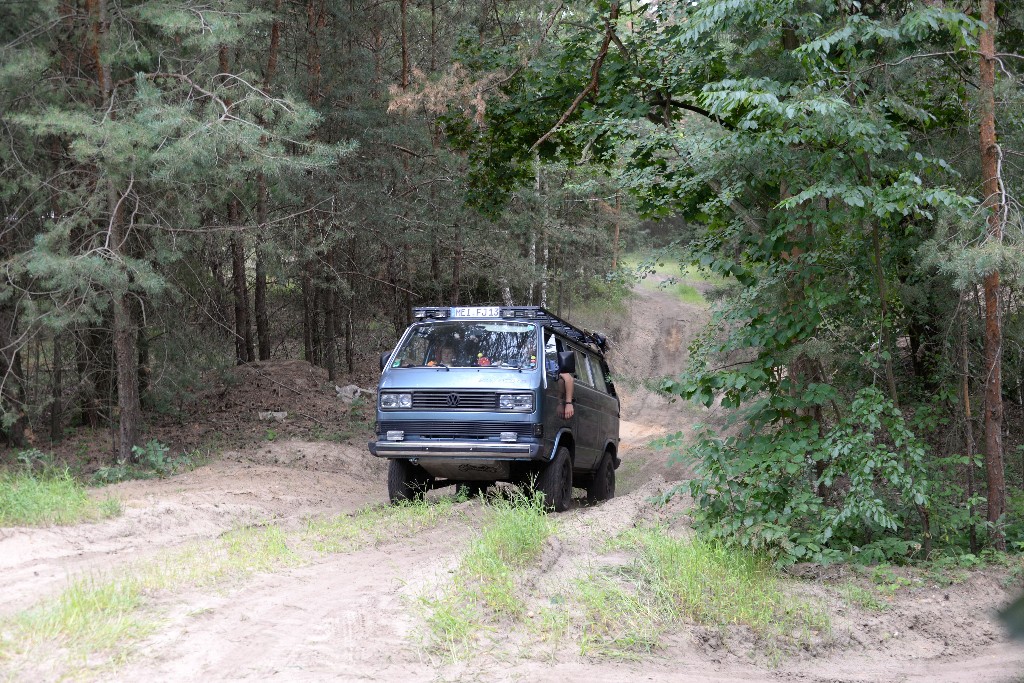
top-left (2, 285), bottom-right (1023, 682)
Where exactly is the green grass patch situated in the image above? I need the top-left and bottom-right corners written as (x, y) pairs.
top-left (304, 495), bottom-right (460, 553)
top-left (0, 524), bottom-right (299, 679)
top-left (616, 251), bottom-right (727, 306)
top-left (0, 492), bottom-right (462, 679)
top-left (840, 581), bottom-right (889, 612)
top-left (579, 527), bottom-right (830, 658)
top-left (0, 468), bottom-right (121, 527)
top-left (420, 490), bottom-right (553, 658)
top-left (672, 282), bottom-right (706, 305)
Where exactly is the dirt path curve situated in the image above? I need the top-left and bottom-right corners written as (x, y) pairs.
top-left (4, 283), bottom-right (1024, 682)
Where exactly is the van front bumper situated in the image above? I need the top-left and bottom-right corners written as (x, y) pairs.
top-left (368, 440), bottom-right (544, 460)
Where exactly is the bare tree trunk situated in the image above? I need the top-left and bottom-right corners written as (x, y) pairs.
top-left (0, 305), bottom-right (28, 448)
top-left (220, 45), bottom-right (254, 365)
top-left (254, 176), bottom-right (271, 360)
top-left (962, 307), bottom-right (979, 554)
top-left (430, 0), bottom-right (437, 71)
top-left (302, 264), bottom-right (315, 363)
top-left (540, 230), bottom-right (549, 308)
top-left (452, 224), bottom-right (462, 305)
top-left (345, 234), bottom-right (356, 373)
top-left (210, 249), bottom-right (231, 332)
top-left (400, 0), bottom-right (410, 89)
top-left (50, 334), bottom-right (63, 443)
top-left (253, 0), bottom-right (282, 362)
top-left (979, 0), bottom-right (1006, 549)
top-left (611, 194), bottom-right (621, 270)
top-left (137, 322), bottom-right (150, 409)
top-left (92, 0), bottom-right (140, 462)
top-left (311, 288), bottom-right (323, 366)
top-left (75, 328), bottom-right (98, 428)
top-left (109, 180), bottom-right (140, 462)
top-left (230, 227), bottom-right (253, 364)
top-left (324, 251), bottom-right (337, 381)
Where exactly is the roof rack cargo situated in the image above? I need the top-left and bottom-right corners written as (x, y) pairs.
top-left (411, 305), bottom-right (609, 356)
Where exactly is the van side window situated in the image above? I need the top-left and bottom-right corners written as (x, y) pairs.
top-left (573, 348), bottom-right (594, 387)
top-left (586, 353), bottom-right (609, 394)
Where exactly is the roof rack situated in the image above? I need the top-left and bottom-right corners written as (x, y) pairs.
top-left (411, 305), bottom-right (608, 356)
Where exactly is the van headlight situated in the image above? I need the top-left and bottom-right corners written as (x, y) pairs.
top-left (380, 393), bottom-right (412, 409)
top-left (499, 394), bottom-right (534, 411)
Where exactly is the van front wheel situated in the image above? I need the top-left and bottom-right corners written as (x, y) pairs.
top-left (536, 446), bottom-right (572, 512)
top-left (388, 459), bottom-right (431, 503)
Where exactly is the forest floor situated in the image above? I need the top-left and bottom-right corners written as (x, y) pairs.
top-left (1, 279), bottom-right (1023, 682)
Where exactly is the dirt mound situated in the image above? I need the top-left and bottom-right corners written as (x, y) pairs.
top-left (602, 282), bottom-right (722, 490)
top-left (149, 359), bottom-right (377, 453)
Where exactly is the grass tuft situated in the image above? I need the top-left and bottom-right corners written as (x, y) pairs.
top-left (304, 495), bottom-right (459, 553)
top-left (0, 494), bottom-right (459, 679)
top-left (579, 527), bottom-right (830, 658)
top-left (0, 468), bottom-right (121, 527)
top-left (420, 490), bottom-right (552, 658)
top-left (840, 581), bottom-right (889, 612)
top-left (0, 523), bottom-right (298, 678)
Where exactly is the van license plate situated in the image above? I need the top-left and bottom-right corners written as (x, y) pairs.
top-left (451, 306), bottom-right (500, 318)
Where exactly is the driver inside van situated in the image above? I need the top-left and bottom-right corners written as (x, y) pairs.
top-left (427, 343), bottom-right (457, 367)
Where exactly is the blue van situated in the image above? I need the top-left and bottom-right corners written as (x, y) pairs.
top-left (368, 306), bottom-right (620, 511)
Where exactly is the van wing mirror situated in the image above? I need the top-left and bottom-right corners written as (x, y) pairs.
top-left (556, 350), bottom-right (575, 375)
top-left (380, 350), bottom-right (392, 371)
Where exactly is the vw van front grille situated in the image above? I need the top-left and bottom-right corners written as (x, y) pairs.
top-left (378, 421), bottom-right (532, 439)
top-left (411, 391), bottom-right (498, 410)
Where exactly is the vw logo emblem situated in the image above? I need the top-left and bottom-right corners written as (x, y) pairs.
top-left (446, 393), bottom-right (460, 407)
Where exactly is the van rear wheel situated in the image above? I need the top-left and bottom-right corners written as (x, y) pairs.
top-left (388, 459), bottom-right (432, 502)
top-left (586, 453), bottom-right (615, 505)
top-left (536, 446), bottom-right (572, 512)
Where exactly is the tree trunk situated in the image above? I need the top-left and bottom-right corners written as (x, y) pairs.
top-left (962, 306), bottom-right (979, 554)
top-left (230, 227), bottom-right (253, 364)
top-left (310, 288), bottom-right (323, 366)
top-left (255, 176), bottom-right (271, 360)
top-left (345, 234), bottom-right (356, 373)
top-left (137, 323), bottom-right (150, 409)
top-left (302, 264), bottom-right (315, 364)
top-left (452, 223), bottom-right (462, 305)
top-left (979, 0), bottom-right (1006, 549)
top-left (324, 251), bottom-right (337, 382)
top-left (92, 0), bottom-right (140, 462)
top-left (110, 181), bottom-right (140, 462)
top-left (540, 230), bottom-right (549, 308)
top-left (253, 0), bottom-right (282, 362)
top-left (611, 194), bottom-right (621, 270)
top-left (50, 334), bottom-right (63, 443)
top-left (400, 0), bottom-right (410, 89)
top-left (0, 305), bottom-right (29, 448)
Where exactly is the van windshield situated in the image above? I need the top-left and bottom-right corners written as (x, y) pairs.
top-left (391, 321), bottom-right (538, 369)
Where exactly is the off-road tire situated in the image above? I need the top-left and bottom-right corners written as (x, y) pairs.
top-left (586, 452), bottom-right (616, 505)
top-left (388, 459), bottom-right (431, 503)
top-left (536, 446), bottom-right (573, 512)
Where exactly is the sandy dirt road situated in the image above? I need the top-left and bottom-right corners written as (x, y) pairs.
top-left (2, 284), bottom-right (1023, 682)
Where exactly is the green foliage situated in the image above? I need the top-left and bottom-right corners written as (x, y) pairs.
top-left (682, 388), bottom-right (933, 566)
top-left (91, 440), bottom-right (194, 484)
top-left (452, 0), bottom-right (1022, 565)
